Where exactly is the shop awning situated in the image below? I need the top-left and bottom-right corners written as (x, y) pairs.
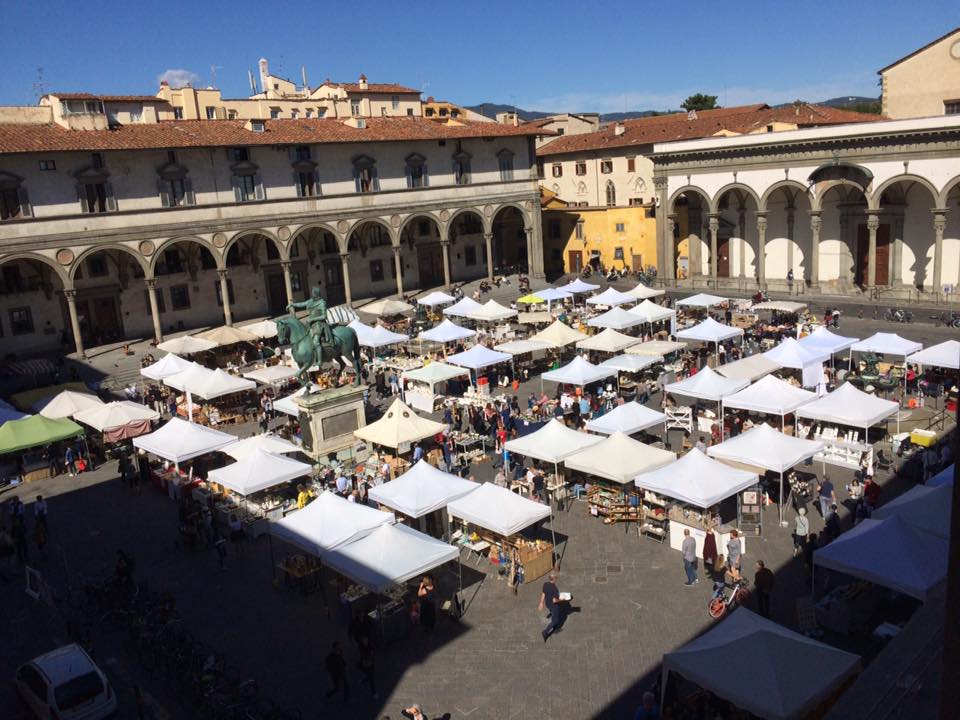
top-left (442, 297), bottom-right (483, 317)
top-left (353, 398), bottom-right (445, 449)
top-left (271, 491), bottom-right (395, 556)
top-left (585, 401), bottom-right (666, 435)
top-left (576, 328), bottom-right (641, 353)
top-left (140, 353), bottom-right (194, 381)
top-left (36, 390), bottom-right (104, 419)
top-left (907, 339), bottom-right (960, 370)
top-left (665, 366), bottom-right (748, 402)
top-left (155, 335), bottom-right (217, 355)
top-left (675, 293), bottom-right (727, 307)
top-left (0, 415), bottom-right (84, 455)
top-left (565, 431), bottom-right (675, 484)
top-left (797, 326), bottom-right (859, 356)
top-left (721, 374), bottom-right (817, 415)
top-left (599, 354), bottom-right (662, 374)
top-left (587, 306), bottom-right (645, 330)
top-left (675, 317), bottom-right (743, 343)
top-left (715, 354), bottom-right (779, 382)
top-left (795, 382), bottom-right (899, 429)
top-left (626, 282), bottom-right (664, 299)
top-left (208, 448), bottom-right (311, 496)
top-left (222, 432), bottom-right (301, 461)
top-left (447, 344), bottom-right (512, 370)
top-left (851, 332), bottom-right (922, 357)
top-left (504, 417), bottom-right (603, 463)
top-left (873, 482), bottom-right (951, 539)
top-left (541, 355), bottom-right (616, 387)
top-left (586, 287), bottom-right (635, 307)
top-left (707, 423), bottom-right (823, 473)
top-left (417, 319), bottom-right (476, 344)
top-left (367, 459), bottom-right (479, 518)
top-left (530, 320), bottom-right (588, 347)
top-left (635, 448), bottom-right (757, 508)
top-left (417, 291), bottom-right (457, 307)
top-left (628, 299), bottom-right (674, 323)
top-left (359, 298), bottom-right (414, 317)
top-left (447, 482), bottom-right (551, 537)
top-left (465, 299), bottom-right (517, 322)
top-left (132, 417), bottom-right (236, 463)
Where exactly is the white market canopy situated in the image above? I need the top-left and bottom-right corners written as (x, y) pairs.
top-left (675, 317), bottom-right (743, 343)
top-left (715, 354), bottom-right (779, 382)
top-left (447, 482), bottom-right (552, 537)
top-left (873, 482), bottom-right (952, 539)
top-left (359, 297), bottom-right (414, 316)
top-left (628, 339), bottom-right (687, 356)
top-left (195, 324), bottom-right (258, 347)
top-left (401, 362), bottom-right (470, 386)
top-left (798, 326), bottom-right (859, 356)
top-left (576, 328), bottom-right (641, 353)
top-left (532, 287), bottom-right (573, 302)
top-left (665, 366), bottom-right (748, 402)
top-left (494, 339), bottom-right (552, 355)
top-left (627, 299), bottom-right (675, 323)
top-left (599, 354), bottom-right (662, 374)
top-left (447, 344), bottom-right (512, 371)
top-left (585, 286), bottom-right (635, 307)
top-left (586, 306), bottom-right (645, 330)
top-left (140, 353), bottom-right (193, 381)
top-left (585, 401), bottom-right (666, 435)
top-left (676, 292), bottom-right (727, 308)
top-left (626, 282), bottom-right (664, 299)
top-left (516, 311), bottom-right (555, 325)
top-left (530, 320), bottom-right (588, 348)
top-left (907, 339), bottom-right (960, 370)
top-left (191, 368), bottom-right (256, 400)
top-left (353, 398), bottom-right (445, 449)
top-left (274, 387), bottom-right (307, 417)
top-left (557, 278), bottom-right (600, 294)
top-left (133, 417), bottom-right (236, 463)
top-left (851, 332), bottom-right (922, 357)
top-left (662, 608), bottom-right (860, 720)
top-left (74, 401), bottom-right (159, 432)
top-left (417, 290), bottom-right (456, 307)
top-left (37, 390), bottom-right (104, 420)
top-left (541, 355), bottom-right (616, 387)
top-left (222, 432), bottom-right (300, 461)
top-left (751, 300), bottom-right (807, 313)
top-left (348, 319), bottom-right (410, 348)
top-left (504, 417), bottom-right (603, 463)
top-left (442, 297), bottom-right (483, 317)
top-left (367, 459), bottom-right (478, 518)
top-left (271, 491), bottom-right (395, 556)
top-left (417, 319), bottom-right (476, 344)
top-left (243, 364), bottom-right (298, 386)
top-left (465, 299), bottom-right (517, 322)
top-left (239, 319), bottom-right (278, 339)
top-left (323, 523), bottom-right (460, 593)
top-left (763, 337), bottom-right (829, 369)
top-left (565, 431), bottom-right (675, 484)
top-left (162, 362), bottom-right (214, 393)
top-left (156, 334), bottom-right (217, 355)
top-left (635, 448), bottom-right (758, 508)
top-left (722, 374), bottom-right (817, 416)
top-left (813, 515), bottom-right (947, 601)
top-left (708, 423), bottom-right (823, 473)
top-left (208, 448), bottom-right (311, 496)
top-left (795, 382), bottom-right (899, 429)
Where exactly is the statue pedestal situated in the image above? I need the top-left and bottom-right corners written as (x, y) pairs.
top-left (295, 384), bottom-right (368, 460)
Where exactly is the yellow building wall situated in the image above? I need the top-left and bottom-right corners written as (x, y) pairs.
top-left (544, 206), bottom-right (657, 275)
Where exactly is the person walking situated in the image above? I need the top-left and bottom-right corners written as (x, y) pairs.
top-left (324, 641), bottom-right (349, 701)
top-left (753, 560), bottom-right (774, 618)
top-left (726, 529), bottom-right (742, 579)
top-left (539, 572), bottom-right (566, 642)
top-left (816, 476), bottom-right (836, 519)
top-left (793, 508), bottom-right (809, 558)
top-left (702, 527), bottom-right (718, 580)
top-left (417, 574), bottom-right (436, 634)
top-left (64, 445), bottom-right (77, 477)
top-left (681, 528), bottom-right (698, 586)
top-left (356, 635), bottom-right (377, 698)
top-left (33, 495), bottom-right (48, 534)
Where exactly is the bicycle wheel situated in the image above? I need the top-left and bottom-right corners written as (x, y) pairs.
top-left (708, 597), bottom-right (726, 619)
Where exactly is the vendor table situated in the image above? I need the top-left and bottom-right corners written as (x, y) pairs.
top-left (278, 555), bottom-right (320, 594)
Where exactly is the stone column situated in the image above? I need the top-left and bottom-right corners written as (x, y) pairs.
top-left (527, 204), bottom-right (547, 280)
top-left (440, 240), bottom-right (452, 287)
top-left (484, 232), bottom-right (494, 281)
top-left (666, 215), bottom-right (676, 284)
top-left (809, 211), bottom-right (821, 289)
top-left (392, 246), bottom-right (404, 296)
top-left (755, 212), bottom-right (768, 289)
top-left (145, 278), bottom-right (163, 344)
top-left (280, 260), bottom-right (294, 305)
top-left (786, 206), bottom-right (795, 284)
top-left (64, 289), bottom-right (85, 359)
top-left (737, 206), bottom-right (747, 279)
top-left (653, 175), bottom-right (670, 282)
top-left (708, 213), bottom-right (720, 285)
top-left (933, 209), bottom-right (948, 295)
top-left (866, 211), bottom-right (880, 288)
top-left (524, 228), bottom-right (536, 279)
top-left (340, 253), bottom-right (353, 306)
top-left (839, 214), bottom-right (851, 285)
top-left (217, 269), bottom-right (233, 326)
top-left (892, 216), bottom-right (904, 285)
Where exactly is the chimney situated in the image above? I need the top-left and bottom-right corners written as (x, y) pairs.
top-left (258, 58), bottom-right (269, 93)
top-left (358, 73), bottom-right (368, 90)
top-left (159, 80), bottom-right (169, 87)
top-left (614, 122), bottom-right (625, 136)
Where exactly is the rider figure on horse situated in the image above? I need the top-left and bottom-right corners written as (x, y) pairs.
top-left (287, 287), bottom-right (335, 349)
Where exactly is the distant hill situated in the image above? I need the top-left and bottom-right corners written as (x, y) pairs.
top-left (818, 95), bottom-right (879, 108)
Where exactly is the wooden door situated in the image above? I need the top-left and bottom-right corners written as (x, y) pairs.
top-left (266, 274), bottom-right (287, 315)
top-left (323, 260), bottom-right (345, 306)
top-left (92, 296), bottom-right (122, 344)
top-left (416, 245), bottom-right (443, 287)
top-left (856, 224), bottom-right (891, 285)
top-left (631, 254), bottom-right (644, 272)
top-left (717, 237), bottom-right (730, 277)
top-left (875, 224), bottom-right (890, 286)
top-left (568, 251), bottom-right (583, 272)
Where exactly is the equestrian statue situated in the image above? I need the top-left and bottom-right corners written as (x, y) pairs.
top-left (276, 287), bottom-right (363, 389)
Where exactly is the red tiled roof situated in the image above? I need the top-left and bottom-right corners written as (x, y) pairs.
top-left (0, 117), bottom-right (546, 155)
top-left (328, 82), bottom-right (420, 95)
top-left (47, 93), bottom-right (170, 103)
top-left (537, 103), bottom-right (882, 157)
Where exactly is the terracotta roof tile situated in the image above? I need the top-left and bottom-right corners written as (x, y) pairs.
top-left (47, 93), bottom-right (169, 103)
top-left (0, 117), bottom-right (546, 155)
top-left (330, 82), bottom-right (420, 95)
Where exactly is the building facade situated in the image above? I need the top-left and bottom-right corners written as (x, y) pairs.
top-left (651, 115), bottom-right (960, 301)
top-left (0, 97), bottom-right (546, 358)
top-left (880, 28), bottom-right (960, 119)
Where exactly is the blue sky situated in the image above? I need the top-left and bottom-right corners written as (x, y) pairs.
top-left (1, 1), bottom-right (958, 113)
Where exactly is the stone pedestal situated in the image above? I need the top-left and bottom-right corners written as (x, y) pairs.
top-left (295, 384), bottom-right (368, 460)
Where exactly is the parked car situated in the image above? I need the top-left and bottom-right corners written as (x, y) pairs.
top-left (15, 644), bottom-right (116, 719)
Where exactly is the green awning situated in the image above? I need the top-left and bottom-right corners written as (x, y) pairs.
top-left (0, 415), bottom-right (84, 455)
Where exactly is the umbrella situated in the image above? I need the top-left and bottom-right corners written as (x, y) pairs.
top-left (156, 335), bottom-right (217, 355)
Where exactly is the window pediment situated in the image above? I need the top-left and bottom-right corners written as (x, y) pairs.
top-left (405, 153), bottom-right (426, 166)
top-left (0, 171), bottom-right (23, 190)
top-left (230, 159), bottom-right (260, 176)
top-left (157, 161), bottom-right (188, 181)
top-left (292, 158), bottom-right (317, 173)
top-left (74, 166), bottom-right (110, 183)
top-left (352, 154), bottom-right (376, 170)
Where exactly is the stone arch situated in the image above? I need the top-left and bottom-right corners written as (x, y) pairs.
top-left (69, 243), bottom-right (151, 282)
top-left (289, 222), bottom-right (343, 256)
top-left (447, 207), bottom-right (489, 237)
top-left (712, 182), bottom-right (762, 213)
top-left (491, 204), bottom-right (528, 271)
top-left (0, 251), bottom-right (70, 287)
top-left (397, 212), bottom-right (443, 244)
top-left (939, 174), bottom-right (960, 207)
top-left (492, 202), bottom-right (530, 227)
top-left (812, 179), bottom-right (870, 211)
top-left (346, 218), bottom-right (397, 253)
top-left (150, 235), bottom-right (222, 274)
top-left (869, 174), bottom-right (941, 211)
top-left (223, 228), bottom-right (282, 259)
top-left (759, 180), bottom-right (811, 212)
top-left (667, 185), bottom-right (714, 214)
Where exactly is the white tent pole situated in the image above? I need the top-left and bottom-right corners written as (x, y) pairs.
top-left (779, 470), bottom-right (784, 526)
top-left (186, 391), bottom-right (194, 424)
top-left (457, 557), bottom-right (463, 616)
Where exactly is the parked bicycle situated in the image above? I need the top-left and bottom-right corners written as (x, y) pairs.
top-left (931, 310), bottom-right (960, 328)
top-left (884, 307), bottom-right (913, 323)
top-left (708, 577), bottom-right (751, 619)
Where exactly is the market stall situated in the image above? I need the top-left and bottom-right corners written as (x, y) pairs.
top-left (17, 383), bottom-right (93, 414)
top-left (529, 320), bottom-right (588, 350)
top-left (465, 299), bottom-right (518, 323)
top-left (721, 374), bottom-right (816, 435)
top-left (625, 282), bottom-right (664, 300)
top-left (354, 398), bottom-right (445, 475)
top-left (271, 490), bottom-right (395, 555)
top-left (222, 432), bottom-right (300, 460)
top-left (675, 293), bottom-right (727, 309)
top-left (751, 300), bottom-right (807, 313)
top-left (359, 298), bottom-right (415, 317)
top-left (239, 319), bottom-right (279, 339)
top-left (442, 297), bottom-right (483, 318)
top-left (664, 367), bottom-right (748, 436)
top-left (504, 417), bottom-right (603, 498)
top-left (873, 482), bottom-right (951, 539)
top-left (715, 353), bottom-right (778, 383)
top-left (132, 416), bottom-right (236, 495)
top-left (156, 335), bottom-right (217, 355)
top-left (196, 324), bottom-right (258, 348)
top-left (164, 364), bottom-right (256, 425)
top-left (763, 337), bottom-right (829, 387)
top-left (36, 390), bottom-right (104, 419)
top-left (73, 400), bottom-right (159, 442)
top-left (850, 332), bottom-right (923, 395)
top-left (798, 326), bottom-right (859, 360)
top-left (140, 353), bottom-right (193, 381)
top-left (557, 278), bottom-right (600, 295)
top-left (674, 317), bottom-right (743, 361)
top-left (446, 344), bottom-right (513, 391)
top-left (627, 339), bottom-right (687, 357)
top-left (627, 298), bottom-right (675, 325)
top-left (599, 354), bottom-right (662, 397)
top-left (0, 415), bottom-right (85, 482)
top-left (417, 319), bottom-right (476, 347)
top-left (273, 387), bottom-right (307, 417)
top-left (586, 306), bottom-right (645, 331)
top-left (907, 339), bottom-right (960, 370)
top-left (634, 448), bottom-right (758, 550)
top-left (576, 328), bottom-right (641, 355)
top-left (400, 362), bottom-right (471, 412)
top-left (585, 287), bottom-right (635, 307)
top-left (540, 355), bottom-right (615, 392)
top-left (348, 319), bottom-right (410, 349)
top-left (584, 400), bottom-right (666, 436)
top-left (242, 364), bottom-right (298, 387)
top-left (417, 291), bottom-right (457, 308)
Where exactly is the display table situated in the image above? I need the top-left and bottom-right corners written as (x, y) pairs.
top-left (587, 484), bottom-right (639, 524)
top-left (798, 424), bottom-right (873, 470)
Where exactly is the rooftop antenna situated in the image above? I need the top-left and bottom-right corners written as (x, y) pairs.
top-left (301, 65), bottom-right (308, 92)
top-left (248, 69), bottom-right (257, 94)
top-left (210, 65), bottom-right (223, 88)
top-left (32, 66), bottom-right (47, 102)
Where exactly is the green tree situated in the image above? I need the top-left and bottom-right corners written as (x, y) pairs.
top-left (681, 94), bottom-right (719, 112)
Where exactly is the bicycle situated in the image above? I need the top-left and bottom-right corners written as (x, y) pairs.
top-left (883, 307), bottom-right (913, 323)
top-left (708, 577), bottom-right (751, 619)
top-left (931, 310), bottom-right (960, 328)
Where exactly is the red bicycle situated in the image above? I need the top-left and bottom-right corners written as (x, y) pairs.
top-left (708, 577), bottom-right (751, 619)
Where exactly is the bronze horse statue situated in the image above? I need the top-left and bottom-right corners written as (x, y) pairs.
top-left (275, 315), bottom-right (363, 388)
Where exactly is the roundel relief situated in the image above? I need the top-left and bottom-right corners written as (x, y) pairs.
top-left (277, 226), bottom-right (291, 241)
top-left (483, 205), bottom-right (493, 217)
top-left (213, 233), bottom-right (227, 248)
top-left (524, 200), bottom-right (532, 210)
top-left (337, 220), bottom-right (349, 233)
top-left (138, 240), bottom-right (155, 256)
top-left (56, 248), bottom-right (75, 265)
top-left (390, 214), bottom-right (402, 228)
top-left (439, 209), bottom-right (450, 222)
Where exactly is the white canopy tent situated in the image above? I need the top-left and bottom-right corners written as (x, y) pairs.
top-left (585, 287), bottom-right (635, 307)
top-left (191, 368), bottom-right (257, 400)
top-left (162, 362), bottom-right (213, 393)
top-left (586, 306), bottom-right (645, 330)
top-left (557, 278), bottom-right (600, 294)
top-left (675, 317), bottom-right (743, 344)
top-left (442, 297), bottom-right (483, 317)
top-left (813, 514), bottom-right (947, 601)
top-left (494, 339), bottom-right (552, 355)
top-left (635, 448), bottom-right (758, 508)
top-left (447, 482), bottom-right (552, 538)
top-left (515, 311), bottom-right (554, 325)
top-left (273, 387), bottom-right (307, 417)
top-left (564, 431), bottom-right (675, 484)
top-left (37, 390), bottom-right (104, 420)
top-left (541, 355), bottom-right (616, 388)
top-left (626, 282), bottom-right (664, 299)
top-left (763, 337), bottom-right (829, 370)
top-left (628, 299), bottom-right (675, 324)
top-left (576, 328), bottom-right (641, 354)
top-left (348, 319), bottom-right (410, 348)
top-left (465, 299), bottom-right (517, 322)
top-left (417, 319), bottom-right (476, 344)
top-left (721, 374), bottom-right (816, 431)
top-left (208, 448), bottom-right (311, 496)
top-left (530, 320), bottom-right (587, 348)
top-left (664, 366), bottom-right (748, 402)
top-left (323, 523), bottom-right (460, 594)
top-left (715, 354), bottom-right (778, 382)
top-left (155, 335), bottom-right (216, 355)
top-left (751, 300), bottom-right (807, 313)
top-left (195, 324), bottom-right (258, 347)
top-left (359, 298), bottom-right (414, 316)
top-left (401, 362), bottom-right (470, 387)
top-left (851, 331), bottom-right (923, 357)
top-left (73, 401), bottom-right (159, 432)
top-left (271, 491), bottom-right (395, 556)
top-left (627, 339), bottom-right (687, 356)
top-left (798, 326), bottom-right (859, 357)
top-left (661, 608), bottom-right (860, 720)
top-left (795, 382), bottom-right (899, 437)
top-left (140, 353), bottom-right (193, 381)
top-left (354, 398), bottom-right (445, 450)
top-left (532, 287), bottom-right (573, 302)
top-left (907, 339), bottom-right (960, 369)
top-left (873, 482), bottom-right (952, 539)
top-left (675, 293), bottom-right (727, 308)
top-left (504, 417), bottom-right (603, 464)
top-left (222, 432), bottom-right (300, 461)
top-left (133, 417), bottom-right (236, 464)
top-left (367, 459), bottom-right (478, 518)
top-left (599, 354), bottom-right (662, 375)
top-left (446, 344), bottom-right (512, 373)
top-left (242, 364), bottom-right (298, 386)
top-left (239, 319), bottom-right (278, 339)
top-left (417, 291), bottom-right (457, 307)
top-left (585, 401), bottom-right (666, 436)
top-left (708, 423), bottom-right (824, 522)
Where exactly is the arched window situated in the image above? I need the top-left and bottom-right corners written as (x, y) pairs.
top-left (405, 153), bottom-right (428, 189)
top-left (551, 183), bottom-right (560, 195)
top-left (634, 178), bottom-right (647, 194)
top-left (576, 181), bottom-right (587, 196)
top-left (605, 180), bottom-right (616, 207)
top-left (352, 155), bottom-right (379, 193)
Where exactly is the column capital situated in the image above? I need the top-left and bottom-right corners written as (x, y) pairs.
top-left (708, 216), bottom-right (720, 232)
top-left (653, 174), bottom-right (669, 191)
top-left (866, 214), bottom-right (880, 231)
top-left (279, 259), bottom-right (292, 269)
top-left (339, 252), bottom-right (350, 262)
top-left (391, 245), bottom-right (402, 255)
top-left (483, 232), bottom-right (493, 240)
top-left (755, 214), bottom-right (768, 231)
top-left (807, 209), bottom-right (822, 217)
top-left (63, 288), bottom-right (78, 300)
top-left (216, 268), bottom-right (229, 279)
top-left (145, 277), bottom-right (158, 289)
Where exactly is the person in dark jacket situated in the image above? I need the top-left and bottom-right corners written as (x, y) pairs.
top-left (702, 527), bottom-right (718, 580)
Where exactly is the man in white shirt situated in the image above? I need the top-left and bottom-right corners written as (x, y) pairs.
top-left (336, 474), bottom-right (350, 495)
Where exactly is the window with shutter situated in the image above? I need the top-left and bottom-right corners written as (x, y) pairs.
top-left (0, 187), bottom-right (20, 220)
top-left (253, 174), bottom-right (265, 200)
